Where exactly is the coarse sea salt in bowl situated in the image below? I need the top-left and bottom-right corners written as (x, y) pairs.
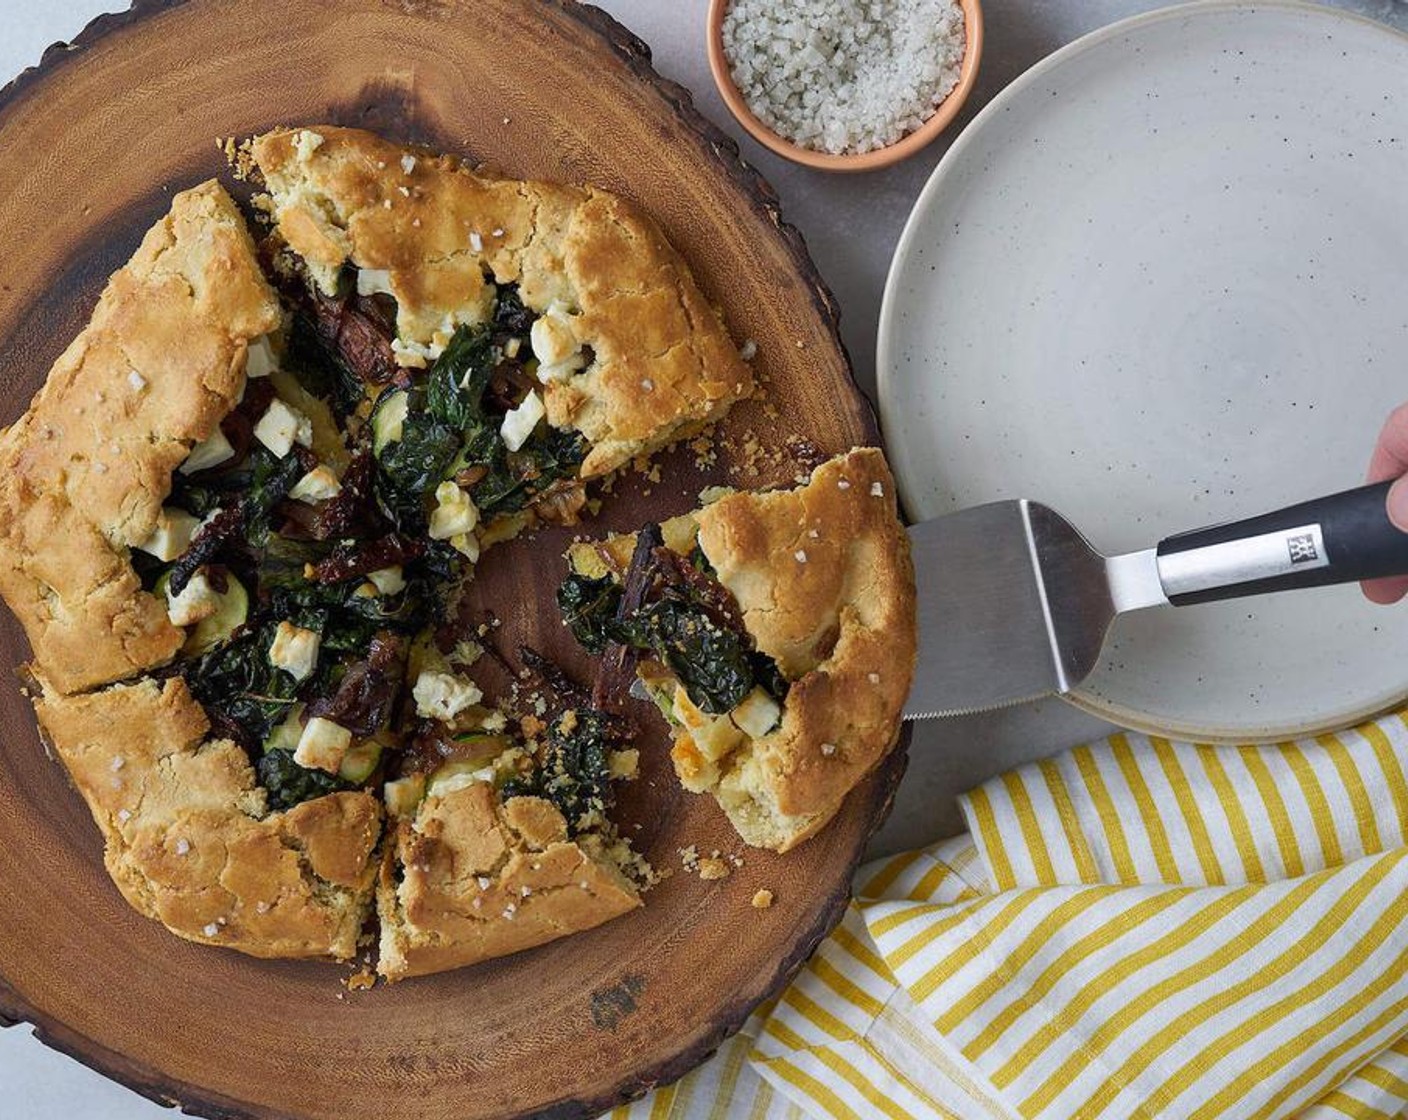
top-left (707, 0), bottom-right (983, 172)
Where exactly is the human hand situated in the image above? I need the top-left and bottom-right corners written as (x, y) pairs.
top-left (1362, 402), bottom-right (1408, 603)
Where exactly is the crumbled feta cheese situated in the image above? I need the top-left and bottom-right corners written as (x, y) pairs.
top-left (499, 390), bottom-right (544, 452)
top-left (384, 775), bottom-right (426, 819)
top-left (245, 335), bottom-right (277, 378)
top-left (731, 687), bottom-right (782, 738)
top-left (450, 533), bottom-right (480, 562)
top-left (400, 154), bottom-right (416, 174)
top-left (166, 569), bottom-right (220, 627)
top-left (294, 716), bottom-right (352, 774)
top-left (137, 506), bottom-right (200, 561)
top-left (429, 481), bottom-right (479, 539)
top-left (356, 268), bottom-right (394, 297)
top-left (535, 354), bottom-right (587, 383)
top-left (413, 670), bottom-right (483, 721)
top-left (180, 427), bottom-right (235, 474)
top-left (529, 303), bottom-right (577, 363)
top-left (871, 481), bottom-right (885, 497)
top-left (269, 621), bottom-right (320, 681)
top-left (289, 465), bottom-right (342, 504)
top-left (254, 398), bottom-right (312, 457)
top-left (469, 231), bottom-right (484, 252)
top-left (367, 566), bottom-right (406, 595)
top-left (293, 129), bottom-right (324, 160)
top-left (392, 337), bottom-right (441, 368)
top-left (127, 369), bottom-right (147, 392)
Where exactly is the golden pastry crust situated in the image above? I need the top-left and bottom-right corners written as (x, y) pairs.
top-left (249, 126), bottom-right (752, 478)
top-left (377, 784), bottom-right (640, 981)
top-left (572, 448), bottom-right (916, 852)
top-left (0, 181), bottom-right (281, 695)
top-left (35, 678), bottom-right (381, 960)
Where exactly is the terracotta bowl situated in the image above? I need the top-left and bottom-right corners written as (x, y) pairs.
top-left (706, 0), bottom-right (984, 172)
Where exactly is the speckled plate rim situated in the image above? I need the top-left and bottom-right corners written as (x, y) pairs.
top-left (877, 0), bottom-right (1408, 745)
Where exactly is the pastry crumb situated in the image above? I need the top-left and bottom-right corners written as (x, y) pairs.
top-left (697, 857), bottom-right (730, 880)
top-left (344, 968), bottom-right (376, 992)
top-left (751, 889), bottom-right (774, 909)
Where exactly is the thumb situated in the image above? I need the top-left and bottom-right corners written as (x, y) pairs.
top-left (1388, 475), bottom-right (1408, 532)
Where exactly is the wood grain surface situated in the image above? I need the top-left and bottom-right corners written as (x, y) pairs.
top-left (0, 2), bottom-right (909, 1117)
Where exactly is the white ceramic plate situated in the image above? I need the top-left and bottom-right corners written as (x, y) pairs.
top-left (879, 0), bottom-right (1408, 742)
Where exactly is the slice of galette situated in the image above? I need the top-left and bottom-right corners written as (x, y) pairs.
top-left (247, 124), bottom-right (753, 535)
top-left (560, 448), bottom-right (917, 852)
top-left (375, 655), bottom-right (645, 981)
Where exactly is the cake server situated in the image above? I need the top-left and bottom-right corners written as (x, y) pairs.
top-left (904, 480), bottom-right (1408, 719)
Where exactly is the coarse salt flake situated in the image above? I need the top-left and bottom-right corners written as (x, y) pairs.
top-left (175, 838), bottom-right (191, 856)
top-left (401, 154), bottom-right (416, 173)
top-left (720, 0), bottom-right (965, 156)
top-left (871, 481), bottom-right (885, 496)
top-left (795, 549), bottom-right (808, 563)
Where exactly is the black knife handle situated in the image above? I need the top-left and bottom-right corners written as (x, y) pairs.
top-left (1157, 481), bottom-right (1408, 606)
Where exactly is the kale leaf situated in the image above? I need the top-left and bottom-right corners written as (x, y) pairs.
top-left (467, 426), bottom-right (588, 518)
top-left (616, 598), bottom-right (756, 714)
top-left (245, 447), bottom-right (305, 546)
top-left (257, 748), bottom-right (354, 811)
top-left (501, 709), bottom-right (615, 832)
top-left (180, 626), bottom-right (300, 749)
top-left (492, 283), bottom-right (536, 338)
top-left (259, 535), bottom-right (433, 653)
top-left (426, 326), bottom-right (495, 430)
top-left (556, 572), bottom-right (623, 654)
top-left (376, 407), bottom-right (461, 504)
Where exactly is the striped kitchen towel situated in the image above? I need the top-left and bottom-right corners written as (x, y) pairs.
top-left (612, 713), bottom-right (1408, 1120)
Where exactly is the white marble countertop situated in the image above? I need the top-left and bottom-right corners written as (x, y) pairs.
top-left (1, 0), bottom-right (1403, 1115)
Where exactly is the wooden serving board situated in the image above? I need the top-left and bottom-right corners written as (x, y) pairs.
top-left (0, 3), bottom-right (908, 1117)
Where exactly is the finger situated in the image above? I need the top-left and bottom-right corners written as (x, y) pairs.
top-left (1389, 475), bottom-right (1408, 533)
top-left (1367, 402), bottom-right (1408, 483)
top-left (1362, 574), bottom-right (1408, 604)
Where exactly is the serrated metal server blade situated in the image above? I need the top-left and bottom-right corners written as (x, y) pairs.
top-left (902, 502), bottom-right (1161, 720)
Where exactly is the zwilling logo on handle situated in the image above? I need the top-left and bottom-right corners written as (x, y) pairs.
top-left (1287, 533), bottom-right (1320, 564)
top-left (1157, 522), bottom-right (1329, 598)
